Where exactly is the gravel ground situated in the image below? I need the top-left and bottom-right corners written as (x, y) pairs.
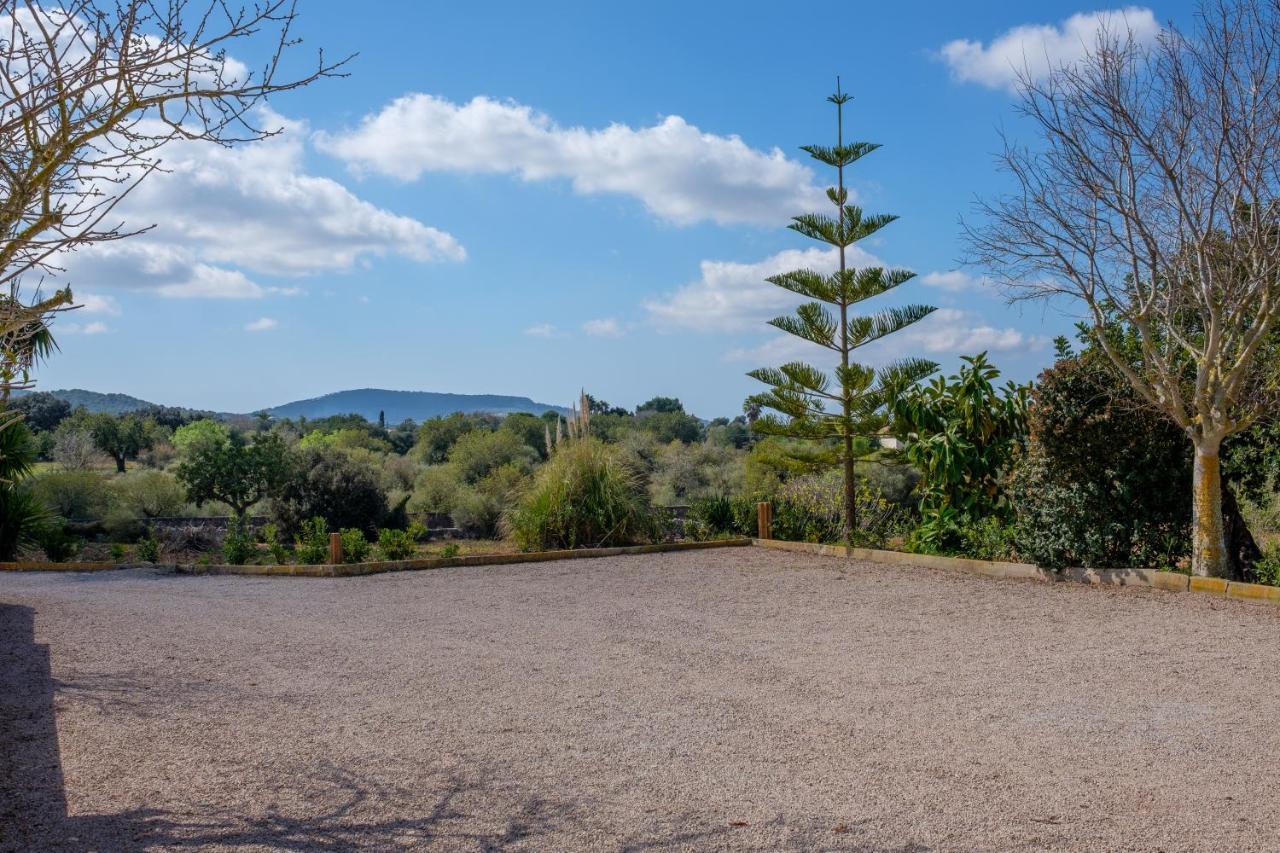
top-left (2, 548), bottom-right (1279, 852)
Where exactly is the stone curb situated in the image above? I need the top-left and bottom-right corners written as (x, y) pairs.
top-left (0, 560), bottom-right (120, 572)
top-left (749, 538), bottom-right (1280, 606)
top-left (179, 538), bottom-right (753, 578)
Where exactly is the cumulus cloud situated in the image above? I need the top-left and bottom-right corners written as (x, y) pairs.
top-left (645, 245), bottom-right (886, 333)
top-left (59, 320), bottom-right (110, 335)
top-left (76, 292), bottom-right (121, 315)
top-left (56, 111), bottom-right (464, 299)
top-left (939, 7), bottom-right (1160, 91)
top-left (918, 270), bottom-right (990, 292)
top-left (727, 308), bottom-right (1045, 364)
top-left (524, 323), bottom-right (557, 337)
top-left (316, 94), bottom-right (824, 226)
top-left (244, 317), bottom-right (278, 332)
top-left (582, 318), bottom-right (624, 338)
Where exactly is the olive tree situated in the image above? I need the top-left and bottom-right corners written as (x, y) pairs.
top-left (968, 0), bottom-right (1280, 577)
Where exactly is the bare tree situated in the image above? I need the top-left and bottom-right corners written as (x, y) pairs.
top-left (968, 0), bottom-right (1280, 578)
top-left (0, 0), bottom-right (346, 403)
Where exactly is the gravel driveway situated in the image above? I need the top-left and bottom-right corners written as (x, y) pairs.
top-left (2, 548), bottom-right (1278, 852)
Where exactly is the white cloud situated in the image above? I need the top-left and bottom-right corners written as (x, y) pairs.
top-left (55, 111), bottom-right (464, 299)
top-left (918, 270), bottom-right (989, 292)
top-left (244, 317), bottom-right (278, 332)
top-left (316, 94), bottom-right (824, 226)
top-left (524, 323), bottom-right (557, 337)
top-left (727, 308), bottom-right (1045, 364)
top-left (59, 320), bottom-right (109, 335)
top-left (645, 245), bottom-right (885, 333)
top-left (897, 308), bottom-right (1047, 354)
top-left (583, 318), bottom-right (624, 338)
top-left (939, 7), bottom-right (1160, 91)
top-left (75, 292), bottom-right (121, 315)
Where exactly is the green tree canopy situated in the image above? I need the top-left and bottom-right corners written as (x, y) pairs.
top-left (175, 432), bottom-right (292, 519)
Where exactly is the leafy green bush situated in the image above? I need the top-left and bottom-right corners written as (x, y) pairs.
top-left (407, 520), bottom-right (429, 542)
top-left (29, 469), bottom-right (115, 520)
top-left (271, 448), bottom-right (387, 537)
top-left (339, 528), bottom-right (370, 563)
top-left (686, 495), bottom-right (736, 540)
top-left (891, 353), bottom-right (1028, 552)
top-left (261, 522), bottom-right (290, 565)
top-left (505, 438), bottom-right (659, 551)
top-left (439, 542), bottom-right (460, 558)
top-left (222, 517), bottom-right (254, 565)
top-left (110, 542), bottom-right (126, 562)
top-left (1009, 353), bottom-right (1191, 569)
top-left (114, 470), bottom-right (187, 519)
top-left (136, 534), bottom-right (161, 563)
top-left (377, 528), bottom-right (416, 560)
top-left (0, 423), bottom-right (50, 560)
top-left (34, 526), bottom-right (82, 562)
top-left (294, 517), bottom-right (329, 564)
top-left (1251, 546), bottom-right (1280, 587)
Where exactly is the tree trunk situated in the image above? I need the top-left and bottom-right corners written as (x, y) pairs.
top-left (1191, 442), bottom-right (1229, 577)
top-left (843, 434), bottom-right (856, 546)
top-left (114, 455), bottom-right (126, 473)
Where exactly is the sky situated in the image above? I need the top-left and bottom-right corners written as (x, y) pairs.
top-left (35, 1), bottom-right (1199, 418)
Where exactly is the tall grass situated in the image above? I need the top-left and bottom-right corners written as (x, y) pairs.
top-left (505, 437), bottom-right (659, 551)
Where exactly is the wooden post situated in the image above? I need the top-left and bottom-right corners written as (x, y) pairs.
top-left (756, 501), bottom-right (772, 540)
top-left (328, 532), bottom-right (343, 564)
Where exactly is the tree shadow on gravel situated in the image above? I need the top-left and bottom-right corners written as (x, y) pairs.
top-left (1, 600), bottom-right (929, 851)
top-left (0, 603), bottom-right (68, 852)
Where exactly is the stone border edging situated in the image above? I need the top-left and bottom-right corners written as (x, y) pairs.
top-left (180, 537), bottom-right (753, 577)
top-left (751, 538), bottom-right (1280, 605)
top-left (0, 560), bottom-right (119, 572)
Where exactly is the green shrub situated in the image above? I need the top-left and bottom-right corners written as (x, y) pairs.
top-left (0, 423), bottom-right (50, 560)
top-left (957, 516), bottom-right (1017, 562)
top-left (450, 463), bottom-right (527, 538)
top-left (891, 353), bottom-right (1028, 552)
top-left (377, 528), bottom-right (416, 560)
top-left (222, 517), bottom-right (254, 566)
top-left (1251, 546), bottom-right (1280, 587)
top-left (407, 520), bottom-right (429, 542)
top-left (261, 522), bottom-right (290, 565)
top-left (505, 438), bottom-right (659, 551)
top-left (34, 525), bottom-right (82, 562)
top-left (408, 465), bottom-right (458, 514)
top-left (114, 470), bottom-right (187, 519)
top-left (28, 469), bottom-right (115, 520)
top-left (271, 447), bottom-right (387, 537)
top-left (340, 527), bottom-right (370, 563)
top-left (1009, 354), bottom-right (1191, 569)
top-left (439, 542), bottom-right (460, 558)
top-left (294, 517), bottom-right (329, 564)
top-left (136, 534), bottom-right (161, 563)
top-left (110, 542), bottom-right (126, 562)
top-left (687, 495), bottom-right (736, 540)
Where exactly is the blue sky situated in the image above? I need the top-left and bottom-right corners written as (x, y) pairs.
top-left (39, 1), bottom-right (1196, 417)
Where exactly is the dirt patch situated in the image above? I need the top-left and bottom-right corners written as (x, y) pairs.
top-left (2, 549), bottom-right (1278, 851)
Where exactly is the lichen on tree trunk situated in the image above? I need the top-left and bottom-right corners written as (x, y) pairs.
top-left (1191, 445), bottom-right (1229, 578)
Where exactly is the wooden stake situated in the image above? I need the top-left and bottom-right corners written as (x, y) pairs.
top-left (757, 501), bottom-right (772, 540)
top-left (329, 532), bottom-right (343, 565)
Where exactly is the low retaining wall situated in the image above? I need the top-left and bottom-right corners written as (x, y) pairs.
top-left (752, 538), bottom-right (1280, 605)
top-left (180, 538), bottom-right (753, 578)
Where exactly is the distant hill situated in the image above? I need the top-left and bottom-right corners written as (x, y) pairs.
top-left (264, 389), bottom-right (566, 423)
top-left (23, 389), bottom-right (157, 415)
top-left (18, 387), bottom-right (567, 423)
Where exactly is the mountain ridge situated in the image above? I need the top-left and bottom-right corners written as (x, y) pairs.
top-left (19, 388), bottom-right (568, 422)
